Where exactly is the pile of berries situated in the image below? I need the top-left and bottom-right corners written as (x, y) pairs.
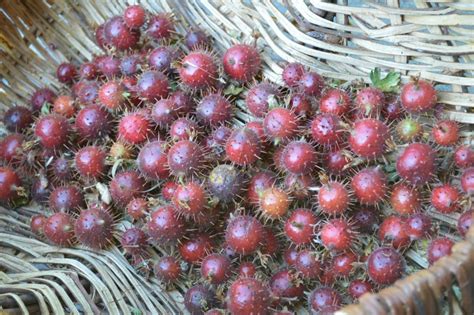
top-left (1, 4), bottom-right (473, 314)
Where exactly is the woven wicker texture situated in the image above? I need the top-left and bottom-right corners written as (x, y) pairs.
top-left (0, 1), bottom-right (473, 315)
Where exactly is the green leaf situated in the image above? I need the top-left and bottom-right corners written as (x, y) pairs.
top-left (40, 102), bottom-right (51, 115)
top-left (131, 308), bottom-right (142, 315)
top-left (369, 68), bottom-right (400, 93)
top-left (223, 84), bottom-right (244, 96)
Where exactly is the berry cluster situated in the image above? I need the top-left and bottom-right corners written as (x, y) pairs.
top-left (1, 4), bottom-right (473, 314)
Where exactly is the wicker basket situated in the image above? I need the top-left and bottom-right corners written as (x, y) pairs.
top-left (0, 1), bottom-right (473, 314)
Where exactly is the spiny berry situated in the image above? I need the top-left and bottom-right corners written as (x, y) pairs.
top-left (245, 121), bottom-right (267, 145)
top-left (155, 256), bottom-right (182, 283)
top-left (147, 13), bottom-right (174, 40)
top-left (454, 145), bottom-right (474, 169)
top-left (52, 156), bottom-right (72, 182)
top-left (246, 83), bottom-right (279, 117)
top-left (427, 238), bottom-right (454, 265)
top-left (310, 113), bottom-right (343, 146)
top-left (355, 87), bottom-right (384, 117)
top-left (56, 63), bottom-right (77, 84)
top-left (179, 234), bottom-right (214, 264)
top-left (225, 128), bottom-right (261, 166)
top-left (282, 62), bottom-right (304, 87)
top-left (95, 24), bottom-right (108, 48)
top-left (348, 280), bottom-right (373, 300)
top-left (378, 215), bottom-right (410, 249)
top-left (270, 269), bottom-right (305, 302)
top-left (284, 208), bottom-right (317, 245)
top-left (172, 181), bottom-right (208, 217)
top-left (320, 218), bottom-right (355, 252)
top-left (208, 164), bottom-right (244, 204)
top-left (284, 247), bottom-right (299, 267)
top-left (383, 95), bottom-right (403, 120)
top-left (196, 93), bottom-right (232, 126)
top-left (201, 254), bottom-right (232, 285)
top-left (149, 46), bottom-right (176, 73)
top-left (247, 171), bottom-right (277, 205)
top-left (109, 170), bottom-right (145, 207)
top-left (324, 149), bottom-right (351, 175)
top-left (184, 28), bottom-right (211, 50)
top-left (148, 205), bottom-right (185, 243)
top-left (401, 80), bottom-right (437, 113)
top-left (75, 146), bottom-right (106, 179)
top-left (0, 133), bottom-right (24, 162)
top-left (167, 140), bottom-right (204, 177)
top-left (396, 143), bottom-right (436, 186)
top-left (170, 90), bottom-right (195, 115)
top-left (162, 181), bottom-right (178, 201)
top-left (261, 228), bottom-right (280, 256)
top-left (109, 141), bottom-right (133, 160)
top-left (104, 16), bottom-right (140, 50)
top-left (126, 197), bottom-right (148, 220)
top-left (432, 120), bottom-right (459, 146)
top-left (121, 227), bottom-right (148, 256)
top-left (223, 44), bottom-right (261, 83)
top-left (458, 210), bottom-right (473, 238)
top-left (263, 107), bottom-right (299, 141)
top-left (349, 118), bottom-right (389, 159)
top-left (308, 287), bottom-right (342, 313)
top-left (298, 71), bottom-right (324, 97)
top-left (53, 95), bottom-right (75, 118)
top-left (406, 213), bottom-right (432, 240)
top-left (95, 55), bottom-right (121, 78)
top-left (184, 285), bottom-right (216, 315)
top-left (137, 70), bottom-right (170, 101)
top-left (49, 185), bottom-right (85, 212)
top-left (120, 54), bottom-right (142, 76)
top-left (30, 214), bottom-right (47, 236)
top-left (238, 262), bottom-right (257, 278)
top-left (367, 247), bottom-right (404, 285)
top-left (319, 88), bottom-right (351, 116)
top-left (461, 167), bottom-right (474, 194)
top-left (260, 187), bottom-right (290, 219)
top-left (289, 92), bottom-right (313, 117)
top-left (431, 184), bottom-right (460, 213)
top-left (280, 140), bottom-right (317, 175)
top-left (3, 106), bottom-right (33, 132)
top-left (396, 118), bottom-right (423, 143)
top-left (390, 184), bottom-right (421, 215)
top-left (179, 51), bottom-right (218, 90)
top-left (225, 215), bottom-right (264, 255)
top-left (295, 249), bottom-right (321, 279)
top-left (137, 140), bottom-right (169, 180)
top-left (331, 252), bottom-right (358, 278)
top-left (74, 80), bottom-right (99, 105)
top-left (351, 167), bottom-right (387, 205)
top-left (35, 114), bottom-right (70, 149)
top-left (118, 112), bottom-right (151, 144)
top-left (99, 81), bottom-right (125, 110)
top-left (31, 88), bottom-right (57, 112)
top-left (124, 5), bottom-right (146, 29)
top-left (44, 212), bottom-right (75, 246)
top-left (74, 205), bottom-right (114, 249)
top-left (151, 98), bottom-right (177, 127)
top-left (318, 181), bottom-right (349, 215)
top-left (170, 118), bottom-right (198, 141)
top-left (353, 208), bottom-right (378, 233)
top-left (227, 278), bottom-right (270, 314)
